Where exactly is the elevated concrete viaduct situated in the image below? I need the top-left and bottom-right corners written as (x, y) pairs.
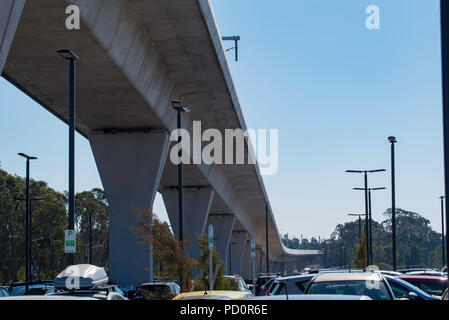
top-left (1, 0), bottom-right (320, 285)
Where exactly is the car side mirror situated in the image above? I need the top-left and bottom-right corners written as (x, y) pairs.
top-left (407, 292), bottom-right (420, 301)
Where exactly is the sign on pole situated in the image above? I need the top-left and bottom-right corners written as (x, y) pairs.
top-left (65, 230), bottom-right (76, 254)
top-left (208, 225), bottom-right (214, 291)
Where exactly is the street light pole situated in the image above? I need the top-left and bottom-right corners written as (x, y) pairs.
top-left (441, 196), bottom-right (445, 268)
top-left (388, 136), bottom-right (397, 270)
top-left (171, 101), bottom-right (190, 250)
top-left (353, 187), bottom-right (386, 265)
top-left (57, 49), bottom-right (79, 266)
top-left (346, 169), bottom-right (385, 267)
top-left (89, 211), bottom-right (92, 265)
top-left (18, 153), bottom-right (37, 295)
top-left (265, 201), bottom-right (269, 273)
top-left (441, 0), bottom-right (449, 286)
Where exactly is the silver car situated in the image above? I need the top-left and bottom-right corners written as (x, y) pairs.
top-left (305, 272), bottom-right (395, 300)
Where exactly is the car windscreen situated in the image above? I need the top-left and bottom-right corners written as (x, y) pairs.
top-left (308, 280), bottom-right (391, 300)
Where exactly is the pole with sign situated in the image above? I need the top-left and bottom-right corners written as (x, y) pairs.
top-left (251, 240), bottom-right (256, 295)
top-left (65, 230), bottom-right (76, 257)
top-left (208, 225), bottom-right (214, 291)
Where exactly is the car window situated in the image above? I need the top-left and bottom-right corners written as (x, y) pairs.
top-left (388, 281), bottom-right (409, 299)
top-left (295, 280), bottom-right (311, 292)
top-left (309, 280), bottom-right (391, 300)
top-left (408, 280), bottom-right (447, 296)
top-left (274, 282), bottom-right (304, 295)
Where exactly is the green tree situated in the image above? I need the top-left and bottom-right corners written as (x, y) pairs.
top-left (75, 189), bottom-right (109, 268)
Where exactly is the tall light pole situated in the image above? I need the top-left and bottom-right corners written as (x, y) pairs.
top-left (387, 136), bottom-right (397, 270)
top-left (18, 153), bottom-right (37, 295)
top-left (171, 101), bottom-right (190, 249)
top-left (346, 169), bottom-right (386, 266)
top-left (89, 210), bottom-right (92, 265)
top-left (353, 187), bottom-right (386, 265)
top-left (441, 196), bottom-right (445, 268)
top-left (57, 49), bottom-right (79, 266)
top-left (265, 201), bottom-right (269, 273)
top-left (441, 0), bottom-right (449, 288)
top-left (348, 214), bottom-right (364, 243)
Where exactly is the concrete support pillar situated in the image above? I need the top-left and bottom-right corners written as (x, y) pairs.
top-left (241, 240), bottom-right (252, 280)
top-left (229, 231), bottom-right (248, 276)
top-left (0, 0), bottom-right (25, 73)
top-left (206, 214), bottom-right (235, 268)
top-left (90, 132), bottom-right (169, 286)
top-left (162, 187), bottom-right (214, 260)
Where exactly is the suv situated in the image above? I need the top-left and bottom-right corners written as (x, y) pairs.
top-left (305, 271), bottom-right (394, 300)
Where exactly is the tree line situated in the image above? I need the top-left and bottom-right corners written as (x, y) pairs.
top-left (0, 167), bottom-right (108, 284)
top-left (282, 208), bottom-right (444, 270)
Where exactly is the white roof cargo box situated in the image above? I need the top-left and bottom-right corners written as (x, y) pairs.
top-left (54, 264), bottom-right (109, 290)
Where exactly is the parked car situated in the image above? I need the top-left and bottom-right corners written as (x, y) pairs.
top-left (173, 290), bottom-right (253, 300)
top-left (49, 264), bottom-right (127, 300)
top-left (384, 275), bottom-right (439, 300)
top-left (398, 275), bottom-right (448, 297)
top-left (269, 274), bottom-right (315, 295)
top-left (2, 265), bottom-right (126, 300)
top-left (134, 282), bottom-right (180, 300)
top-left (305, 272), bottom-right (394, 300)
top-left (255, 274), bottom-right (277, 296)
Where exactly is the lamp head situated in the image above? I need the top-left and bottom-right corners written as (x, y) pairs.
top-left (388, 136), bottom-right (397, 143)
top-left (18, 153), bottom-right (38, 160)
top-left (171, 100), bottom-right (190, 112)
top-left (57, 49), bottom-right (79, 61)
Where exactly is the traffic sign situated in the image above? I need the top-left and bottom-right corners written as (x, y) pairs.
top-left (251, 240), bottom-right (256, 258)
top-left (65, 230), bottom-right (76, 253)
top-left (208, 225), bottom-right (214, 249)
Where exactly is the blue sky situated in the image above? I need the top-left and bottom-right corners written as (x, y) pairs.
top-left (0, 0), bottom-right (445, 239)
